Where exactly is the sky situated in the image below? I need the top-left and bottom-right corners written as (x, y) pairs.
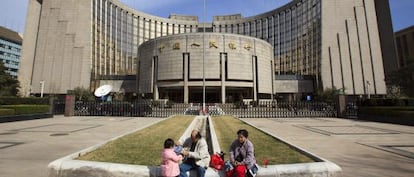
top-left (0, 0), bottom-right (413, 35)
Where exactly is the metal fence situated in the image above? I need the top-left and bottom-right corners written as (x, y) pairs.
top-left (217, 101), bottom-right (337, 118)
top-left (53, 100), bottom-right (65, 115)
top-left (68, 101), bottom-right (337, 118)
top-left (73, 101), bottom-right (189, 117)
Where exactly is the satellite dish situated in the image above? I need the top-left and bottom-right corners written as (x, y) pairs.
top-left (94, 85), bottom-right (113, 97)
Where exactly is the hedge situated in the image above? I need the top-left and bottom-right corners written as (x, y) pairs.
top-left (359, 106), bottom-right (414, 117)
top-left (0, 97), bottom-right (49, 105)
top-left (358, 106), bottom-right (414, 126)
top-left (0, 105), bottom-right (50, 115)
top-left (361, 99), bottom-right (414, 107)
top-left (0, 109), bottom-right (15, 116)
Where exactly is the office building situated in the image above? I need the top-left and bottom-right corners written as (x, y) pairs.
top-left (19, 0), bottom-right (396, 102)
top-left (0, 26), bottom-right (22, 78)
top-left (395, 25), bottom-right (414, 68)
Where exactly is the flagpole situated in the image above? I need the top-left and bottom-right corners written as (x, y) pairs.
top-left (202, 0), bottom-right (206, 114)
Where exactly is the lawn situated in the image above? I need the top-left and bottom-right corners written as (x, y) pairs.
top-left (212, 116), bottom-right (314, 165)
top-left (77, 115), bottom-right (314, 166)
top-left (77, 115), bottom-right (194, 166)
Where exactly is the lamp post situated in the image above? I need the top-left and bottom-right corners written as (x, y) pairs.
top-left (40, 80), bottom-right (45, 98)
top-left (366, 80), bottom-right (370, 99)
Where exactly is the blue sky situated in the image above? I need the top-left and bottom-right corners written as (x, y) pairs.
top-left (0, 0), bottom-right (413, 34)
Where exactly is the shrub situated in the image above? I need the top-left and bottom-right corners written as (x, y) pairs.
top-left (0, 105), bottom-right (50, 115)
top-left (359, 106), bottom-right (414, 117)
top-left (362, 98), bottom-right (414, 107)
top-left (0, 109), bottom-right (15, 116)
top-left (0, 97), bottom-right (49, 105)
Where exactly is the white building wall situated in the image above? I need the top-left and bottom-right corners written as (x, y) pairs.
top-left (138, 33), bottom-right (274, 96)
top-left (21, 0), bottom-right (92, 94)
top-left (18, 0), bottom-right (42, 96)
top-left (321, 0), bottom-right (386, 95)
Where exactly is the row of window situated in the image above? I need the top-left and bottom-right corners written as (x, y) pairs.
top-left (0, 43), bottom-right (21, 53)
top-left (91, 0), bottom-right (322, 77)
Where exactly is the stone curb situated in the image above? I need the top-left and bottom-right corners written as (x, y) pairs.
top-left (47, 117), bottom-right (168, 177)
top-left (239, 118), bottom-right (342, 177)
top-left (47, 116), bottom-right (222, 177)
top-left (48, 116), bottom-right (342, 177)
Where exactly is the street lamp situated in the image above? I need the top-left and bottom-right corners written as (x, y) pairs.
top-left (40, 80), bottom-right (45, 98)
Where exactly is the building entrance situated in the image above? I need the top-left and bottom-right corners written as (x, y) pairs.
top-left (188, 87), bottom-right (221, 103)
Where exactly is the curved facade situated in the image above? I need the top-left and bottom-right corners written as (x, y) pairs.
top-left (20, 0), bottom-right (395, 99)
top-left (138, 33), bottom-right (273, 103)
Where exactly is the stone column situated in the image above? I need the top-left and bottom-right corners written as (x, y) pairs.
top-left (64, 94), bottom-right (75, 117)
top-left (153, 56), bottom-right (159, 100)
top-left (184, 53), bottom-right (189, 104)
top-left (221, 53), bottom-right (226, 103)
top-left (336, 94), bottom-right (346, 118)
top-left (48, 97), bottom-right (55, 115)
top-left (252, 56), bottom-right (257, 101)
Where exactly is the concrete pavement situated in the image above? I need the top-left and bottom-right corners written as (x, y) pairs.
top-left (242, 118), bottom-right (414, 177)
top-left (0, 116), bottom-right (413, 177)
top-left (0, 116), bottom-right (163, 177)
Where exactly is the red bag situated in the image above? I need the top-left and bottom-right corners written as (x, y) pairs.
top-left (210, 154), bottom-right (224, 170)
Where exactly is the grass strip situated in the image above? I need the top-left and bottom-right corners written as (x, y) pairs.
top-left (212, 116), bottom-right (314, 165)
top-left (77, 115), bottom-right (194, 165)
top-left (0, 105), bottom-right (49, 115)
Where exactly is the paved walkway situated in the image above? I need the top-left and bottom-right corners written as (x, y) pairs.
top-left (0, 116), bottom-right (413, 177)
top-left (0, 116), bottom-right (163, 177)
top-left (242, 118), bottom-right (414, 177)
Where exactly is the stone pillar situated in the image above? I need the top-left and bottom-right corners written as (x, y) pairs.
top-left (64, 95), bottom-right (75, 117)
top-left (184, 53), bottom-right (189, 104)
top-left (252, 56), bottom-right (257, 101)
top-left (336, 94), bottom-right (346, 118)
top-left (153, 56), bottom-right (159, 100)
top-left (221, 53), bottom-right (226, 104)
top-left (48, 97), bottom-right (55, 115)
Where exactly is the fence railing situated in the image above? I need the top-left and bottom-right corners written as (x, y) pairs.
top-left (72, 101), bottom-right (189, 117)
top-left (67, 101), bottom-right (338, 118)
top-left (53, 100), bottom-right (65, 115)
top-left (217, 102), bottom-right (337, 118)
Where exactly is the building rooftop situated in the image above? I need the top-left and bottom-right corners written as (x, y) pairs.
top-left (395, 25), bottom-right (414, 36)
top-left (0, 26), bottom-right (23, 44)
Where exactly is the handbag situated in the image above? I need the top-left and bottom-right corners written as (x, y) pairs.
top-left (210, 153), bottom-right (224, 170)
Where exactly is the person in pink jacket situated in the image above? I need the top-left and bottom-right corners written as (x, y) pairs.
top-left (161, 138), bottom-right (183, 177)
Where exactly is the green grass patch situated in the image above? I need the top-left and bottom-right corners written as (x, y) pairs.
top-left (0, 108), bottom-right (15, 116)
top-left (0, 105), bottom-right (49, 115)
top-left (77, 115), bottom-right (194, 165)
top-left (212, 116), bottom-right (314, 165)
